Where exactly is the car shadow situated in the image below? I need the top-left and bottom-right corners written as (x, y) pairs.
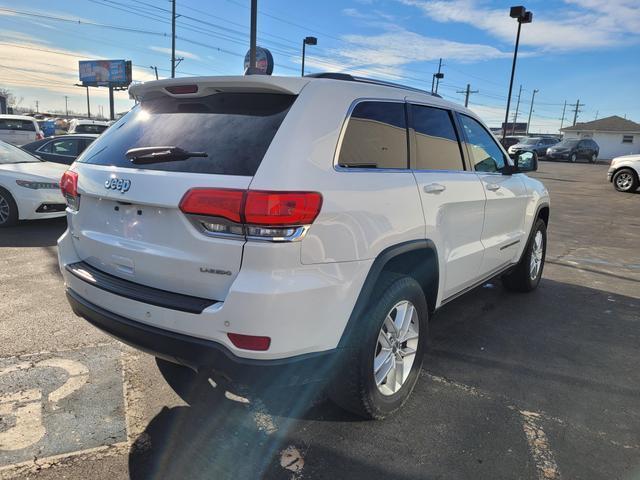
top-left (0, 217), bottom-right (66, 247)
top-left (128, 277), bottom-right (640, 479)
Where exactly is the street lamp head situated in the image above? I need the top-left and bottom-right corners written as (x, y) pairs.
top-left (304, 36), bottom-right (318, 45)
top-left (434, 73), bottom-right (444, 79)
top-left (520, 11), bottom-right (533, 23)
top-left (510, 6), bottom-right (526, 18)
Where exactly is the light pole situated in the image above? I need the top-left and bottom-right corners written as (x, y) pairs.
top-left (150, 66), bottom-right (159, 80)
top-left (501, 6), bottom-right (533, 142)
top-left (526, 88), bottom-right (538, 135)
top-left (301, 36), bottom-right (317, 77)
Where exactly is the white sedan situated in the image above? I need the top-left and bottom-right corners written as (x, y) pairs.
top-left (0, 140), bottom-right (68, 227)
top-left (608, 154), bottom-right (640, 193)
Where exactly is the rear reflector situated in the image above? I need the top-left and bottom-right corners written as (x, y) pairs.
top-left (245, 191), bottom-right (323, 226)
top-left (227, 333), bottom-right (271, 351)
top-left (60, 170), bottom-right (80, 210)
top-left (166, 84), bottom-right (198, 94)
top-left (179, 188), bottom-right (244, 223)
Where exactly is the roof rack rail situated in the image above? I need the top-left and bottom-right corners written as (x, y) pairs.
top-left (305, 72), bottom-right (442, 98)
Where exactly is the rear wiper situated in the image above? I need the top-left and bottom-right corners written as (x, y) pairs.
top-left (126, 146), bottom-right (208, 165)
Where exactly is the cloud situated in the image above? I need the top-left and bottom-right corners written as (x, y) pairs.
top-left (337, 29), bottom-right (509, 66)
top-left (398, 0), bottom-right (640, 51)
top-left (149, 46), bottom-right (200, 60)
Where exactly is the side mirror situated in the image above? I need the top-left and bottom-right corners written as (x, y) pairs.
top-left (508, 150), bottom-right (538, 173)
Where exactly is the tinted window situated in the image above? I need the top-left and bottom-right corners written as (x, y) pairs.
top-left (78, 93), bottom-right (296, 176)
top-left (75, 124), bottom-right (108, 134)
top-left (411, 105), bottom-right (463, 171)
top-left (458, 115), bottom-right (506, 173)
top-left (338, 101), bottom-right (407, 169)
top-left (558, 140), bottom-right (578, 148)
top-left (51, 139), bottom-right (80, 156)
top-left (522, 138), bottom-right (539, 145)
top-left (0, 119), bottom-right (36, 131)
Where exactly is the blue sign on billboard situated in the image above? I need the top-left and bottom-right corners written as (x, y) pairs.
top-left (79, 60), bottom-right (132, 87)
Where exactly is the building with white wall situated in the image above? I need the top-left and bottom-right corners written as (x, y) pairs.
top-left (561, 116), bottom-right (640, 159)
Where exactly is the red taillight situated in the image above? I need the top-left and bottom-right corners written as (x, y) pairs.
top-left (227, 333), bottom-right (271, 351)
top-left (166, 84), bottom-right (198, 94)
top-left (179, 188), bottom-right (322, 240)
top-left (179, 188), bottom-right (244, 223)
top-left (244, 191), bottom-right (323, 226)
top-left (60, 170), bottom-right (80, 210)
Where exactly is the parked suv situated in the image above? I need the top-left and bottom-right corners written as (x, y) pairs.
top-left (508, 136), bottom-right (557, 158)
top-left (547, 138), bottom-right (599, 163)
top-left (58, 74), bottom-right (550, 419)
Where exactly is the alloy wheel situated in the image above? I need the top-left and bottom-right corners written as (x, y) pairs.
top-left (0, 195), bottom-right (10, 225)
top-left (374, 300), bottom-right (420, 396)
top-left (530, 230), bottom-right (544, 280)
top-left (615, 172), bottom-right (634, 191)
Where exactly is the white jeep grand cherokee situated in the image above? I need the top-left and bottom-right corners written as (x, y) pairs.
top-left (58, 74), bottom-right (550, 419)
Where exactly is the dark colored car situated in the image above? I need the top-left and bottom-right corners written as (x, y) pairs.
top-left (21, 134), bottom-right (98, 165)
top-left (546, 138), bottom-right (599, 163)
top-left (507, 137), bottom-right (558, 158)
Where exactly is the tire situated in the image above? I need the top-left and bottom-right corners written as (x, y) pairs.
top-left (328, 273), bottom-right (428, 420)
top-left (569, 153), bottom-right (577, 163)
top-left (502, 218), bottom-right (547, 292)
top-left (613, 168), bottom-right (639, 193)
top-left (0, 187), bottom-right (18, 228)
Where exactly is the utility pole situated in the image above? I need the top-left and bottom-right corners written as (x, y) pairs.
top-left (247, 0), bottom-right (258, 74)
top-left (570, 99), bottom-right (585, 126)
top-left (171, 0), bottom-right (176, 78)
top-left (511, 84), bottom-right (522, 135)
top-left (526, 88), bottom-right (538, 135)
top-left (430, 58), bottom-right (444, 95)
top-left (150, 66), bottom-right (159, 80)
top-left (456, 84), bottom-right (478, 108)
top-left (35, 100), bottom-right (39, 113)
top-left (64, 96), bottom-right (69, 118)
top-left (594, 110), bottom-right (598, 120)
top-left (559, 100), bottom-right (567, 133)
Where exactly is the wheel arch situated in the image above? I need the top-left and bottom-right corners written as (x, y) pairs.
top-left (337, 240), bottom-right (439, 348)
top-left (611, 166), bottom-right (639, 182)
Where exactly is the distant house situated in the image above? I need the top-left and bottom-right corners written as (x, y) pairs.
top-left (561, 115), bottom-right (640, 159)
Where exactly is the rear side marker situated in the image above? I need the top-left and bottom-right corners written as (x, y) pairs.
top-left (227, 333), bottom-right (271, 351)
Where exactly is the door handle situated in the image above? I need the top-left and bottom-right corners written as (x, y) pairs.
top-left (485, 183), bottom-right (501, 191)
top-left (423, 183), bottom-right (446, 194)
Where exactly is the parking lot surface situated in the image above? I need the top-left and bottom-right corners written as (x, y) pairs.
top-left (0, 161), bottom-right (638, 479)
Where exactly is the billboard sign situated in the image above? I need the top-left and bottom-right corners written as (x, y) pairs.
top-left (79, 60), bottom-right (132, 87)
top-left (501, 122), bottom-right (528, 134)
top-left (243, 47), bottom-right (274, 75)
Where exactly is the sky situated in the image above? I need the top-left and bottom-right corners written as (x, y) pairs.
top-left (0, 0), bottom-right (638, 132)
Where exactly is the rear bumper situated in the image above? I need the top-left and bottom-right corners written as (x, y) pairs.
top-left (66, 288), bottom-right (339, 387)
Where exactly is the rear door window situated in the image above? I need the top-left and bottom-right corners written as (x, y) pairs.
top-left (0, 119), bottom-right (36, 131)
top-left (410, 104), bottom-right (463, 171)
top-left (51, 139), bottom-right (80, 156)
top-left (77, 92), bottom-right (297, 176)
top-left (338, 101), bottom-right (408, 169)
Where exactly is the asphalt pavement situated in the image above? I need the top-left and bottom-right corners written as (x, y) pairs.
top-left (0, 160), bottom-right (638, 479)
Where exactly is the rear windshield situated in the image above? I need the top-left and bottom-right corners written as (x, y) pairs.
top-left (75, 124), bottom-right (108, 134)
top-left (0, 140), bottom-right (41, 164)
top-left (77, 92), bottom-right (296, 176)
top-left (0, 119), bottom-right (36, 131)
